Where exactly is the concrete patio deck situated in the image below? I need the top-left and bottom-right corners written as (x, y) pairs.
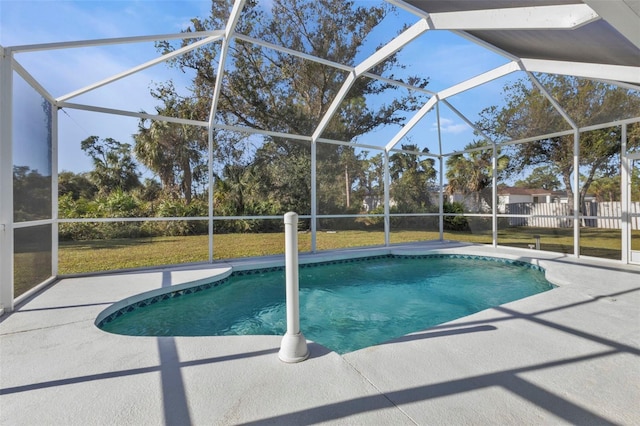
top-left (1, 243), bottom-right (639, 425)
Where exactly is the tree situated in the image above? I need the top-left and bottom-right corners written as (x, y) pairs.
top-left (588, 173), bottom-right (620, 202)
top-left (359, 152), bottom-right (385, 209)
top-left (389, 144), bottom-right (437, 212)
top-left (445, 140), bottom-right (509, 212)
top-left (247, 138), bottom-right (311, 215)
top-left (477, 75), bottom-right (640, 211)
top-left (133, 82), bottom-right (208, 204)
top-left (514, 166), bottom-right (561, 190)
top-left (58, 171), bottom-right (98, 200)
top-left (161, 0), bottom-right (427, 136)
top-left (316, 144), bottom-right (369, 213)
top-left (13, 166), bottom-right (51, 221)
top-left (156, 0), bottom-right (429, 215)
top-left (632, 159), bottom-right (640, 202)
top-left (80, 136), bottom-right (141, 194)
top-left (338, 146), bottom-right (366, 210)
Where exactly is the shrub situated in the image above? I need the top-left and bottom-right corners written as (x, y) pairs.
top-left (443, 202), bottom-right (469, 231)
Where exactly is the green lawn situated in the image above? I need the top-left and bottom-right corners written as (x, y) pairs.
top-left (53, 227), bottom-right (640, 275)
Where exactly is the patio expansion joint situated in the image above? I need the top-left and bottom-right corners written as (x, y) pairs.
top-left (342, 355), bottom-right (419, 425)
top-left (0, 318), bottom-right (92, 337)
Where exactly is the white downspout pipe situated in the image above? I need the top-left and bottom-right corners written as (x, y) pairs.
top-left (279, 212), bottom-right (309, 363)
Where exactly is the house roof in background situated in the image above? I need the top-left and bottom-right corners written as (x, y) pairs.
top-left (498, 187), bottom-right (564, 196)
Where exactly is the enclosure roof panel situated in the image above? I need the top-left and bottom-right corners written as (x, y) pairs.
top-left (403, 0), bottom-right (640, 68)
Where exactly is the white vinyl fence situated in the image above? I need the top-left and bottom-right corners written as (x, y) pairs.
top-left (504, 202), bottom-right (640, 230)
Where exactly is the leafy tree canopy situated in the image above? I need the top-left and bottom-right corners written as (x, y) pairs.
top-left (476, 75), bottom-right (640, 209)
top-left (134, 82), bottom-right (208, 204)
top-left (143, 0), bottom-right (432, 216)
top-left (58, 171), bottom-right (97, 200)
top-left (445, 140), bottom-right (509, 212)
top-left (80, 136), bottom-right (141, 194)
top-left (514, 166), bottom-right (562, 191)
top-left (389, 144), bottom-right (437, 212)
top-left (158, 0), bottom-right (428, 139)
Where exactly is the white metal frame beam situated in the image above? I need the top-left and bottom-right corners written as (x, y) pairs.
top-left (11, 58), bottom-right (55, 103)
top-left (385, 95), bottom-right (438, 152)
top-left (520, 58), bottom-right (640, 84)
top-left (441, 100), bottom-right (494, 143)
top-left (387, 1), bottom-right (599, 30)
top-left (386, 61), bottom-right (519, 152)
top-left (208, 0), bottom-right (246, 128)
top-left (311, 18), bottom-right (429, 142)
top-left (9, 31), bottom-right (223, 54)
top-left (309, 17), bottom-right (429, 249)
top-left (207, 0), bottom-right (246, 261)
top-left (0, 47), bottom-right (14, 312)
top-left (526, 71), bottom-right (578, 131)
top-left (438, 61), bottom-right (521, 99)
top-left (235, 33), bottom-right (436, 97)
top-left (428, 5), bottom-right (599, 31)
top-left (58, 101), bottom-right (208, 127)
top-left (57, 34), bottom-right (223, 103)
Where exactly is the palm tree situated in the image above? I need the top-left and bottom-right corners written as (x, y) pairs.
top-left (445, 140), bottom-right (508, 212)
top-left (133, 84), bottom-right (208, 204)
top-left (80, 136), bottom-right (141, 194)
top-left (389, 144), bottom-right (437, 212)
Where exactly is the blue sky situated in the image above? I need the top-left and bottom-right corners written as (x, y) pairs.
top-left (1, 0), bottom-right (522, 175)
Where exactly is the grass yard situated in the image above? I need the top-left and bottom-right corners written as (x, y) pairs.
top-left (53, 227), bottom-right (640, 275)
top-left (14, 252), bottom-right (52, 297)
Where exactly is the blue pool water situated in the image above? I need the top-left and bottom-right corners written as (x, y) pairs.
top-left (98, 255), bottom-right (554, 353)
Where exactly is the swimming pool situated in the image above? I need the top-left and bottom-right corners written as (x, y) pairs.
top-left (98, 254), bottom-right (554, 353)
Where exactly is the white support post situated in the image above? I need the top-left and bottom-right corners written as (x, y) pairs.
top-left (573, 130), bottom-right (581, 257)
top-left (279, 212), bottom-right (309, 363)
top-left (492, 142), bottom-right (498, 247)
top-left (311, 142), bottom-right (317, 252)
top-left (208, 128), bottom-right (214, 264)
top-left (384, 150), bottom-right (390, 246)
top-left (436, 103), bottom-right (444, 241)
top-left (0, 47), bottom-right (14, 313)
top-left (621, 124), bottom-right (629, 264)
top-left (51, 102), bottom-right (59, 276)
top-left (439, 156), bottom-right (444, 240)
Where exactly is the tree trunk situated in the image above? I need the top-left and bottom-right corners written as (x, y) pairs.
top-left (182, 161), bottom-right (193, 205)
top-left (561, 168), bottom-right (573, 205)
